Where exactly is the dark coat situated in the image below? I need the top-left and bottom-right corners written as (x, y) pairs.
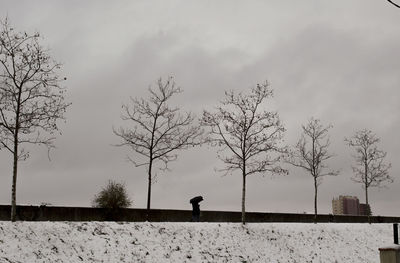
top-left (192, 202), bottom-right (200, 216)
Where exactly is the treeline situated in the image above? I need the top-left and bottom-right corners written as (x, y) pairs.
top-left (0, 18), bottom-right (392, 224)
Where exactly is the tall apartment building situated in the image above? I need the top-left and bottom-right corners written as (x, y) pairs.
top-left (332, 196), bottom-right (360, 215)
top-left (332, 196), bottom-right (371, 216)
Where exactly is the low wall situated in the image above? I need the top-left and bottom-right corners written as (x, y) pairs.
top-left (1, 205), bottom-right (399, 223)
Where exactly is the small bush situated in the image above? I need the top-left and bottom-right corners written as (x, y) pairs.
top-left (92, 180), bottom-right (132, 209)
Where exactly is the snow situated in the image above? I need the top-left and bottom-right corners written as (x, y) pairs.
top-left (0, 222), bottom-right (393, 262)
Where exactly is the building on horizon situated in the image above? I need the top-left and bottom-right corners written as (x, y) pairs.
top-left (332, 195), bottom-right (371, 216)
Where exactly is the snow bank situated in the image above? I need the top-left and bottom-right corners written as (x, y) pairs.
top-left (0, 222), bottom-right (393, 262)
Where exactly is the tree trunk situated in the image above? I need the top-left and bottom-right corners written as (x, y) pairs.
top-left (311, 136), bottom-right (317, 223)
top-left (364, 155), bottom-right (370, 220)
top-left (11, 147), bottom-right (18, 222)
top-left (364, 160), bottom-right (369, 206)
top-left (11, 98), bottom-right (20, 222)
top-left (314, 176), bottom-right (318, 223)
top-left (146, 159), bottom-right (152, 221)
top-left (147, 112), bottom-right (157, 221)
top-left (363, 153), bottom-right (369, 206)
top-left (241, 173), bottom-right (246, 225)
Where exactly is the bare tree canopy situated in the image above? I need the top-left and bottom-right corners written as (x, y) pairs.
top-left (201, 81), bottom-right (287, 224)
top-left (345, 129), bottom-right (392, 208)
top-left (0, 18), bottom-right (70, 221)
top-left (114, 77), bottom-right (202, 214)
top-left (286, 117), bottom-right (338, 220)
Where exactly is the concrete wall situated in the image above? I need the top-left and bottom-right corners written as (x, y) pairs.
top-left (1, 205), bottom-right (399, 223)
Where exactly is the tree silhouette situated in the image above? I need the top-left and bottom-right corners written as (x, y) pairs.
top-left (202, 81), bottom-right (287, 224)
top-left (287, 118), bottom-right (338, 222)
top-left (0, 18), bottom-right (70, 221)
top-left (345, 129), bottom-right (392, 210)
top-left (114, 77), bottom-right (202, 216)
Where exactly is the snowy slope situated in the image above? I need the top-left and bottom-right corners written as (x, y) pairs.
top-left (0, 222), bottom-right (393, 262)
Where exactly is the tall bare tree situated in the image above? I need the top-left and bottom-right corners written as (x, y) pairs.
top-left (345, 129), bottom-right (392, 211)
top-left (201, 81), bottom-right (287, 224)
top-left (286, 118), bottom-right (338, 221)
top-left (114, 77), bottom-right (202, 215)
top-left (0, 18), bottom-right (70, 221)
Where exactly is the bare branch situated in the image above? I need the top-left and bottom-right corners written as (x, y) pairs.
top-left (387, 0), bottom-right (400, 8)
top-left (202, 82), bottom-right (286, 177)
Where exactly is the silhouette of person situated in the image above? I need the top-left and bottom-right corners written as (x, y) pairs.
top-left (190, 196), bottom-right (203, 222)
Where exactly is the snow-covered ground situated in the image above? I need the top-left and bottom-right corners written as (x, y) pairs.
top-left (0, 221), bottom-right (393, 262)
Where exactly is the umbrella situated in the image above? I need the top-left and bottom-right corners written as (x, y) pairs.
top-left (190, 196), bottom-right (203, 204)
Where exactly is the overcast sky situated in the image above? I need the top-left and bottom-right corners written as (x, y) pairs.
top-left (1, 1), bottom-right (400, 216)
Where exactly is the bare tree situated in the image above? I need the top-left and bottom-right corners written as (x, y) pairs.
top-left (201, 81), bottom-right (287, 224)
top-left (114, 77), bottom-right (202, 216)
top-left (286, 118), bottom-right (338, 221)
top-left (387, 0), bottom-right (400, 8)
top-left (0, 18), bottom-right (70, 221)
top-left (345, 129), bottom-right (392, 211)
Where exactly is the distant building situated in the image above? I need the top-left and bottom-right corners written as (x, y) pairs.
top-left (332, 196), bottom-right (371, 216)
top-left (332, 197), bottom-right (344, 215)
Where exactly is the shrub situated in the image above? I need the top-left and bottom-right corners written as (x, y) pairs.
top-left (92, 180), bottom-right (132, 209)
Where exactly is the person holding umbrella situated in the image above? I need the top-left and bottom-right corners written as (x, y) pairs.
top-left (190, 196), bottom-right (203, 222)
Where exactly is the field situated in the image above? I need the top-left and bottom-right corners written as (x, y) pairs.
top-left (0, 222), bottom-right (393, 262)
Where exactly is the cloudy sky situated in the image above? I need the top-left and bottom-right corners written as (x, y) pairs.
top-left (1, 1), bottom-right (400, 216)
